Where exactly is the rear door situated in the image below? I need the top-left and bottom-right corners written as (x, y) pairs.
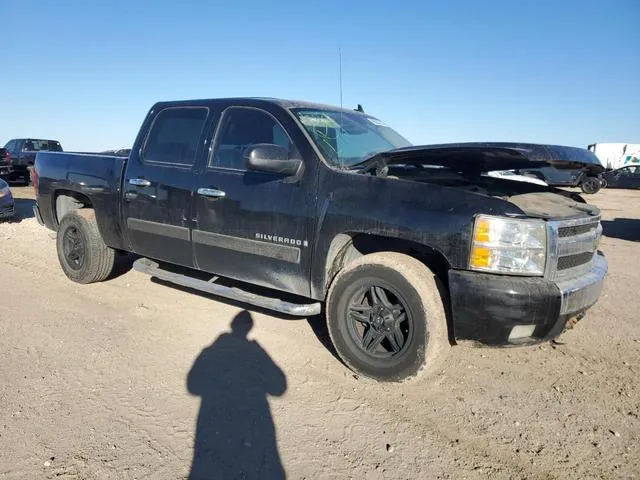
top-left (19, 140), bottom-right (39, 166)
top-left (9, 141), bottom-right (29, 170)
top-left (193, 106), bottom-right (315, 296)
top-left (122, 106), bottom-right (209, 267)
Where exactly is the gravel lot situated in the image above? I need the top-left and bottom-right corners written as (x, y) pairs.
top-left (1, 186), bottom-right (639, 479)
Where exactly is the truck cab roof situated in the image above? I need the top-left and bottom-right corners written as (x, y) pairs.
top-left (150, 97), bottom-right (365, 114)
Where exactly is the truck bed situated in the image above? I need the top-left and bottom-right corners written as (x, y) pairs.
top-left (36, 151), bottom-right (125, 189)
top-left (35, 151), bottom-right (126, 248)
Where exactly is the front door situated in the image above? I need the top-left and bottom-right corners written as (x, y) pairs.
top-left (122, 106), bottom-right (209, 267)
top-left (193, 106), bottom-right (315, 296)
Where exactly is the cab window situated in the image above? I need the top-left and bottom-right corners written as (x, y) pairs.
top-left (210, 107), bottom-right (294, 170)
top-left (142, 107), bottom-right (208, 166)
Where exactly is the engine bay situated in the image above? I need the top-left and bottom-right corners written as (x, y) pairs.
top-left (383, 164), bottom-right (600, 219)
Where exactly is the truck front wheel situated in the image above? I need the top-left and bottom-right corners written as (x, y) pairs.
top-left (326, 252), bottom-right (448, 382)
top-left (56, 211), bottom-right (115, 284)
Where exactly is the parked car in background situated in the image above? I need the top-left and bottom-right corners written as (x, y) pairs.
top-left (2, 138), bottom-right (63, 185)
top-left (0, 178), bottom-right (15, 220)
top-left (601, 165), bottom-right (640, 189)
top-left (515, 167), bottom-right (602, 194)
top-left (1, 147), bottom-right (10, 180)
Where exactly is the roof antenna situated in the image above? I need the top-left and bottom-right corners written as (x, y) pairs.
top-left (339, 48), bottom-right (343, 110)
top-left (338, 48), bottom-right (344, 169)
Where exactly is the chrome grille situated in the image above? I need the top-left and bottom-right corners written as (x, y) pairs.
top-left (546, 216), bottom-right (602, 281)
top-left (557, 252), bottom-right (595, 270)
top-left (558, 223), bottom-right (594, 237)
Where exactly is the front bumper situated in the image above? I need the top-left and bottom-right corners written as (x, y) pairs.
top-left (0, 165), bottom-right (27, 178)
top-left (449, 253), bottom-right (607, 345)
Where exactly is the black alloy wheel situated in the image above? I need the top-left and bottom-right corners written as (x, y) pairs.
top-left (326, 252), bottom-right (448, 382)
top-left (62, 225), bottom-right (86, 270)
top-left (346, 285), bottom-right (413, 358)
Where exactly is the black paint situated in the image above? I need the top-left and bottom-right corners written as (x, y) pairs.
top-left (33, 97), bottom-right (608, 345)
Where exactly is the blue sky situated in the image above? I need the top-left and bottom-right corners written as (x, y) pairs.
top-left (1, 0), bottom-right (638, 151)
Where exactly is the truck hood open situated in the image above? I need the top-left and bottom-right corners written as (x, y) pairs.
top-left (358, 142), bottom-right (604, 175)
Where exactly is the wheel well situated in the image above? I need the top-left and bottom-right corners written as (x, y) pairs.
top-left (54, 191), bottom-right (93, 224)
top-left (324, 233), bottom-right (451, 294)
top-left (324, 233), bottom-right (455, 345)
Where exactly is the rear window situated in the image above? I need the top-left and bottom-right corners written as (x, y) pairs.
top-left (143, 107), bottom-right (208, 166)
top-left (22, 140), bottom-right (62, 152)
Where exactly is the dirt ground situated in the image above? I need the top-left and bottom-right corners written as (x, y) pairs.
top-left (1, 186), bottom-right (639, 480)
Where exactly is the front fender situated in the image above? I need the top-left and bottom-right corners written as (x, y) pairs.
top-left (309, 169), bottom-right (522, 299)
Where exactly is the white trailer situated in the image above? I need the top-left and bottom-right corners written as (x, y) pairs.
top-left (587, 143), bottom-right (640, 169)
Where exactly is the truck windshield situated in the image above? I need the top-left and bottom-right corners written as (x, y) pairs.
top-left (292, 108), bottom-right (411, 168)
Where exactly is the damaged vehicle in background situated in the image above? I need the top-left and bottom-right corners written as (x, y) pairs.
top-left (485, 170), bottom-right (547, 186)
top-left (33, 98), bottom-right (607, 382)
top-left (601, 165), bottom-right (640, 189)
top-left (514, 166), bottom-right (603, 194)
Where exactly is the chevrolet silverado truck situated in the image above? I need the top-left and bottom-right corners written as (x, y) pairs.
top-left (33, 98), bottom-right (608, 381)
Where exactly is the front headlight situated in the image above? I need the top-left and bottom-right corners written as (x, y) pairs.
top-left (0, 186), bottom-right (10, 198)
top-left (469, 215), bottom-right (547, 275)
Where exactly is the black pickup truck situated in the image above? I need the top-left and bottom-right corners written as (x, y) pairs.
top-left (33, 98), bottom-right (608, 381)
top-left (2, 138), bottom-right (63, 184)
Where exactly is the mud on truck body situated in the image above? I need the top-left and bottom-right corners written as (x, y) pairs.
top-left (33, 98), bottom-right (607, 381)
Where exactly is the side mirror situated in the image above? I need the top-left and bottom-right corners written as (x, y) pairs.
top-left (244, 144), bottom-right (302, 177)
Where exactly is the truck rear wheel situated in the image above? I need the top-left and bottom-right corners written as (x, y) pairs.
top-left (56, 210), bottom-right (115, 284)
top-left (326, 252), bottom-right (448, 382)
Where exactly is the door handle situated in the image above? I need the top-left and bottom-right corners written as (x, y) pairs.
top-left (128, 178), bottom-right (151, 187)
top-left (197, 188), bottom-right (226, 198)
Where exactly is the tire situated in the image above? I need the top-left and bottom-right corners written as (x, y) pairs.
top-left (326, 252), bottom-right (448, 382)
top-left (56, 210), bottom-right (116, 284)
top-left (580, 177), bottom-right (601, 194)
top-left (600, 178), bottom-right (607, 189)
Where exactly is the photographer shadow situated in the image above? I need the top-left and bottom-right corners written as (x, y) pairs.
top-left (187, 310), bottom-right (287, 480)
